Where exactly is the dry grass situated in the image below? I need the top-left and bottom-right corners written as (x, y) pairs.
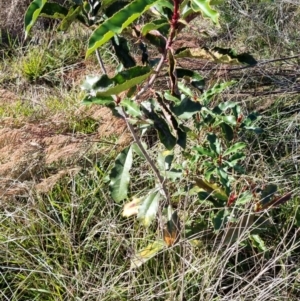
top-left (1, 1), bottom-right (300, 300)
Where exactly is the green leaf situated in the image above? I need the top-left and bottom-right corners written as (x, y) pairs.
top-left (138, 190), bottom-right (162, 227)
top-left (204, 166), bottom-right (216, 182)
top-left (220, 122), bottom-right (234, 142)
top-left (223, 142), bottom-right (246, 156)
top-left (141, 19), bottom-right (170, 36)
top-left (165, 169), bottom-right (182, 181)
top-left (82, 95), bottom-right (115, 106)
top-left (219, 115), bottom-right (237, 126)
top-left (86, 0), bottom-right (158, 57)
top-left (171, 97), bottom-right (202, 119)
top-left (132, 142), bottom-right (147, 159)
top-left (178, 82), bottom-right (194, 97)
top-left (193, 146), bottom-right (215, 158)
top-left (218, 101), bottom-right (238, 111)
top-left (40, 2), bottom-right (69, 19)
top-left (130, 240), bottom-right (165, 269)
top-left (109, 145), bottom-right (133, 202)
top-left (104, 0), bottom-right (128, 17)
top-left (83, 66), bottom-right (152, 97)
top-left (213, 209), bottom-right (229, 231)
top-left (150, 0), bottom-right (174, 18)
top-left (191, 0), bottom-right (219, 24)
top-left (24, 0), bottom-right (47, 39)
top-left (141, 104), bottom-right (177, 150)
top-left (121, 98), bottom-right (142, 117)
top-left (58, 5), bottom-right (82, 31)
top-left (164, 92), bottom-right (181, 104)
top-left (157, 150), bottom-right (174, 171)
top-left (194, 177), bottom-right (228, 201)
top-left (236, 191), bottom-right (252, 205)
top-left (242, 112), bottom-right (260, 126)
top-left (226, 152), bottom-right (246, 166)
top-left (207, 133), bottom-right (221, 155)
top-left (102, 0), bottom-right (122, 9)
top-left (111, 36), bottom-right (136, 68)
top-left (217, 167), bottom-right (230, 193)
top-left (249, 234), bottom-right (267, 252)
top-left (176, 68), bottom-right (205, 92)
top-left (200, 81), bottom-right (235, 105)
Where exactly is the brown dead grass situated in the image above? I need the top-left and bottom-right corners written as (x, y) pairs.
top-left (0, 90), bottom-right (131, 198)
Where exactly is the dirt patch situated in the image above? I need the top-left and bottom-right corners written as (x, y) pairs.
top-left (0, 94), bottom-right (130, 199)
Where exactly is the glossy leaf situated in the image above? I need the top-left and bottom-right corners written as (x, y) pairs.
top-left (121, 98), bottom-right (142, 117)
top-left (141, 104), bottom-right (177, 150)
top-left (157, 151), bottom-right (174, 171)
top-left (217, 167), bottom-right (230, 193)
top-left (223, 142), bottom-right (246, 156)
top-left (83, 66), bottom-right (152, 97)
top-left (104, 0), bottom-right (129, 17)
top-left (86, 0), bottom-right (158, 57)
top-left (191, 0), bottom-right (219, 24)
top-left (194, 177), bottom-right (228, 201)
top-left (200, 81), bottom-right (235, 105)
top-left (102, 0), bottom-right (122, 9)
top-left (218, 101), bottom-right (238, 111)
top-left (250, 234), bottom-right (267, 252)
top-left (165, 169), bottom-right (183, 181)
top-left (226, 152), bottom-right (246, 166)
top-left (213, 209), bottom-right (229, 231)
top-left (131, 142), bottom-right (147, 159)
top-left (58, 5), bottom-right (82, 31)
top-left (193, 146), bottom-right (215, 158)
top-left (40, 2), bottom-right (69, 19)
top-left (171, 97), bottom-right (202, 119)
top-left (141, 19), bottom-right (170, 36)
top-left (207, 133), bottom-right (221, 155)
top-left (24, 0), bottom-right (47, 39)
top-left (150, 0), bottom-right (173, 18)
top-left (109, 145), bottom-right (133, 202)
top-left (131, 240), bottom-right (165, 269)
top-left (111, 36), bottom-right (136, 68)
top-left (220, 122), bottom-right (234, 142)
top-left (137, 190), bottom-right (161, 227)
top-left (178, 82), bottom-right (194, 97)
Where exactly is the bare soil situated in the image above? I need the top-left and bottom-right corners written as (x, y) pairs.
top-left (0, 88), bottom-right (130, 199)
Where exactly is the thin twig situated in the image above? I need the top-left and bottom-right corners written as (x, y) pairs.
top-left (133, 54), bottom-right (166, 101)
top-left (121, 107), bottom-right (170, 204)
top-left (95, 48), bottom-right (107, 74)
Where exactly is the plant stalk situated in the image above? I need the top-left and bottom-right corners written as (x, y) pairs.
top-left (95, 49), bottom-right (107, 74)
top-left (121, 107), bottom-right (170, 204)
